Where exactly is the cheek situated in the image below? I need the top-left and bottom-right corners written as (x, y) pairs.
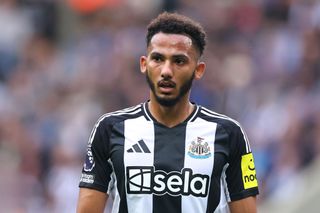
top-left (178, 70), bottom-right (195, 82)
top-left (146, 66), bottom-right (159, 79)
top-left (146, 69), bottom-right (157, 83)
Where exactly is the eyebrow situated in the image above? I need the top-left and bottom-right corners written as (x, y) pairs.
top-left (150, 52), bottom-right (163, 57)
top-left (149, 52), bottom-right (189, 59)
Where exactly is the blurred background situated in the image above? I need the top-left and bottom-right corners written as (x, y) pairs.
top-left (0, 0), bottom-right (320, 212)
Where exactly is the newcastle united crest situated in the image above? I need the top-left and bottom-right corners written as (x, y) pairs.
top-left (188, 137), bottom-right (211, 159)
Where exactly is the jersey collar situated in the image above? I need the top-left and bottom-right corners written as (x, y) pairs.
top-left (142, 101), bottom-right (200, 125)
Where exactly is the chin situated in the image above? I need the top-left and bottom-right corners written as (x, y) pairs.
top-left (155, 96), bottom-right (180, 107)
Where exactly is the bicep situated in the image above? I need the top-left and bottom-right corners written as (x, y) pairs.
top-left (225, 123), bottom-right (259, 200)
top-left (229, 196), bottom-right (257, 213)
top-left (77, 188), bottom-right (108, 213)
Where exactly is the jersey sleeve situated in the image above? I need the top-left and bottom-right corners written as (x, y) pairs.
top-left (79, 118), bottom-right (114, 193)
top-left (225, 122), bottom-right (259, 201)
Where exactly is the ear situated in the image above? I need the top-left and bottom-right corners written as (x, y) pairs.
top-left (194, 62), bottom-right (206, 80)
top-left (140, 56), bottom-right (147, 74)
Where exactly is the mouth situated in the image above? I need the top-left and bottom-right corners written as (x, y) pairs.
top-left (157, 80), bottom-right (176, 94)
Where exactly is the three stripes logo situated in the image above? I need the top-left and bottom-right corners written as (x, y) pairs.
top-left (127, 140), bottom-right (151, 153)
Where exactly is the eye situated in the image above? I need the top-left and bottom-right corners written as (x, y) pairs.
top-left (151, 54), bottom-right (163, 62)
top-left (174, 57), bottom-right (187, 65)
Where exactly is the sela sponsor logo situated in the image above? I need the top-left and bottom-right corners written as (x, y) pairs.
top-left (241, 153), bottom-right (258, 189)
top-left (80, 173), bottom-right (94, 184)
top-left (188, 137), bottom-right (211, 159)
top-left (126, 166), bottom-right (209, 197)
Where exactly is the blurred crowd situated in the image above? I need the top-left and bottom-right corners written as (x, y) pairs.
top-left (0, 0), bottom-right (320, 212)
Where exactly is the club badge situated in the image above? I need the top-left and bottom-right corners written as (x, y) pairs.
top-left (188, 137), bottom-right (211, 159)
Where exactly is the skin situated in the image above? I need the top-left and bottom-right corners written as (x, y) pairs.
top-left (229, 196), bottom-right (257, 213)
top-left (77, 188), bottom-right (107, 213)
top-left (140, 32), bottom-right (205, 127)
top-left (76, 32), bottom-right (257, 213)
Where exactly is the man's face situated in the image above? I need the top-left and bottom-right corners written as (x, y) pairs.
top-left (140, 32), bottom-right (204, 107)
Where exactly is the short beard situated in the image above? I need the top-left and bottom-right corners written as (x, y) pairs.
top-left (146, 70), bottom-right (195, 107)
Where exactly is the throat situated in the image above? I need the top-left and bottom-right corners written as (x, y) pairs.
top-left (148, 101), bottom-right (195, 128)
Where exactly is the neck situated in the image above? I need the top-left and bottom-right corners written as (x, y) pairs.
top-left (148, 95), bottom-right (194, 128)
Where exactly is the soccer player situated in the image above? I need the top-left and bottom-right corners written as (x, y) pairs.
top-left (77, 12), bottom-right (259, 213)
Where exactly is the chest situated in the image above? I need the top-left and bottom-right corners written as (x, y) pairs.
top-left (109, 118), bottom-right (229, 176)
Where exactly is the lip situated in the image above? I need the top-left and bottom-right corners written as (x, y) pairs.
top-left (157, 80), bottom-right (176, 94)
top-left (158, 86), bottom-right (175, 94)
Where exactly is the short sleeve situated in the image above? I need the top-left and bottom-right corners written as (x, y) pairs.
top-left (225, 123), bottom-right (259, 201)
top-left (79, 119), bottom-right (113, 193)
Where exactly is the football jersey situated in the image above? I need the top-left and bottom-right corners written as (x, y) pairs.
top-left (79, 102), bottom-right (259, 213)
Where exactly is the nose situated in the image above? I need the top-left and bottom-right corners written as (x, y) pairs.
top-left (161, 60), bottom-right (173, 79)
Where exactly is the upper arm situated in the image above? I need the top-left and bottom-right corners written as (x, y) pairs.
top-left (78, 118), bottom-right (114, 212)
top-left (79, 119), bottom-right (113, 193)
top-left (77, 188), bottom-right (108, 213)
top-left (224, 122), bottom-right (259, 200)
top-left (229, 196), bottom-right (257, 213)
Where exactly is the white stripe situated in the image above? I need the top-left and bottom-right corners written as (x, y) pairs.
top-left (201, 108), bottom-right (251, 152)
top-left (88, 107), bottom-right (142, 146)
top-left (98, 104), bottom-right (142, 123)
top-left (143, 102), bottom-right (152, 121)
top-left (214, 164), bottom-right (230, 213)
top-left (222, 163), bottom-right (231, 202)
top-left (88, 105), bottom-right (141, 143)
top-left (189, 105), bottom-right (199, 122)
top-left (107, 159), bottom-right (115, 194)
top-left (85, 105), bottom-right (142, 212)
top-left (214, 163), bottom-right (230, 213)
top-left (110, 178), bottom-right (120, 213)
top-left (201, 109), bottom-right (251, 153)
top-left (106, 158), bottom-right (119, 213)
top-left (124, 116), bottom-right (154, 213)
top-left (182, 117), bottom-right (216, 213)
top-left (111, 104), bottom-right (142, 115)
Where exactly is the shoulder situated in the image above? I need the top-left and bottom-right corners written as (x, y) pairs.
top-left (198, 106), bottom-right (251, 153)
top-left (197, 106), bottom-right (243, 133)
top-left (94, 103), bottom-right (144, 128)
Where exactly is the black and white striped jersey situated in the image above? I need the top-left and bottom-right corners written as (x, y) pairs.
top-left (79, 102), bottom-right (259, 213)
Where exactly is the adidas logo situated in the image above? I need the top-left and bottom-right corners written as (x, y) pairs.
top-left (127, 140), bottom-right (151, 153)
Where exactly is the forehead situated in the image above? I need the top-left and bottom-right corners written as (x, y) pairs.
top-left (148, 32), bottom-right (198, 56)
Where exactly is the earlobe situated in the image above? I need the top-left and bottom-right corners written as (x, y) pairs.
top-left (195, 62), bottom-right (206, 80)
top-left (140, 56), bottom-right (147, 74)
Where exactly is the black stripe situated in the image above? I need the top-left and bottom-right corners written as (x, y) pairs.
top-left (206, 124), bottom-right (229, 212)
top-left (153, 124), bottom-right (187, 213)
top-left (138, 140), bottom-right (151, 153)
top-left (133, 144), bottom-right (142, 153)
top-left (110, 121), bottom-right (128, 213)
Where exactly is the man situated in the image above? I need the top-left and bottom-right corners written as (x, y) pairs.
top-left (77, 12), bottom-right (259, 213)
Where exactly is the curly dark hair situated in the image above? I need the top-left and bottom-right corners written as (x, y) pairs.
top-left (146, 12), bottom-right (207, 56)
